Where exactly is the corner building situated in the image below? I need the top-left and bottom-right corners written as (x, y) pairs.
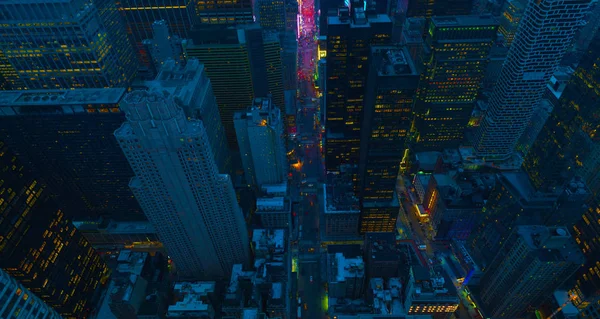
top-left (0, 142), bottom-right (109, 319)
top-left (474, 0), bottom-right (591, 160)
top-left (0, 0), bottom-right (136, 90)
top-left (115, 91), bottom-right (250, 280)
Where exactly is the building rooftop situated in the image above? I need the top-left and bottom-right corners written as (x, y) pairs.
top-left (0, 88), bottom-right (126, 106)
top-left (168, 282), bottom-right (215, 313)
top-left (431, 15), bottom-right (499, 27)
top-left (328, 8), bottom-right (391, 27)
top-left (74, 220), bottom-right (156, 234)
top-left (517, 225), bottom-right (585, 264)
top-left (261, 183), bottom-right (288, 195)
top-left (372, 46), bottom-right (418, 77)
top-left (325, 174), bottom-right (360, 213)
top-left (256, 197), bottom-right (286, 211)
top-left (115, 250), bottom-right (148, 276)
top-left (370, 277), bottom-right (405, 315)
top-left (334, 253), bottom-right (365, 282)
top-left (411, 265), bottom-right (458, 303)
top-left (252, 229), bottom-right (285, 252)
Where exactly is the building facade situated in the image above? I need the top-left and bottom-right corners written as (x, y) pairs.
top-left (404, 0), bottom-right (473, 19)
top-left (523, 35), bottom-right (600, 196)
top-left (0, 268), bottom-right (62, 319)
top-left (195, 0), bottom-right (253, 24)
top-left (0, 142), bottom-right (109, 318)
top-left (413, 15), bottom-right (498, 151)
top-left (256, 0), bottom-right (286, 31)
top-left (0, 88), bottom-right (143, 221)
top-left (0, 0), bottom-right (136, 90)
top-left (473, 0), bottom-right (591, 160)
top-left (235, 97), bottom-right (287, 187)
top-left (115, 90), bottom-right (250, 279)
top-left (325, 8), bottom-right (392, 180)
top-left (184, 25), bottom-right (284, 149)
top-left (478, 226), bottom-right (584, 318)
top-left (498, 0), bottom-right (527, 47)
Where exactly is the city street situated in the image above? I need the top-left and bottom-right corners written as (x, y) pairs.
top-left (291, 0), bottom-right (326, 317)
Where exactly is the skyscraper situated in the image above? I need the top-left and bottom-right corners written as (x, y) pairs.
top-left (473, 0), bottom-right (591, 160)
top-left (143, 20), bottom-right (185, 75)
top-left (0, 268), bottom-right (62, 319)
top-left (195, 0), bottom-right (253, 24)
top-left (498, 0), bottom-right (527, 47)
top-left (145, 59), bottom-right (232, 176)
top-left (478, 225), bottom-right (584, 318)
top-left (115, 0), bottom-right (195, 75)
top-left (571, 198), bottom-right (600, 304)
top-left (115, 90), bottom-right (250, 279)
top-left (184, 24), bottom-right (285, 149)
top-left (358, 46), bottom-right (418, 233)
top-left (256, 0), bottom-right (286, 31)
top-left (0, 88), bottom-right (143, 222)
top-left (0, 141), bottom-right (109, 318)
top-left (234, 97), bottom-right (287, 187)
top-left (0, 0), bottom-right (136, 90)
top-left (324, 8), bottom-right (392, 179)
top-left (523, 35), bottom-right (600, 196)
top-left (413, 15), bottom-right (498, 151)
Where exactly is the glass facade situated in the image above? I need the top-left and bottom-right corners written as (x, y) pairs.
top-left (0, 89), bottom-right (144, 222)
top-left (413, 16), bottom-right (498, 151)
top-left (195, 0), bottom-right (253, 24)
top-left (0, 142), bottom-right (109, 319)
top-left (0, 0), bottom-right (136, 90)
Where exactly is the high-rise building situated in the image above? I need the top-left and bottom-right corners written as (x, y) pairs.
top-left (235, 97), bottom-right (287, 187)
top-left (115, 90), bottom-right (250, 279)
top-left (143, 20), bottom-right (185, 75)
top-left (0, 88), bottom-right (143, 221)
top-left (571, 197), bottom-right (600, 305)
top-left (498, 0), bottom-right (527, 47)
top-left (145, 59), bottom-right (232, 176)
top-left (115, 0), bottom-right (195, 76)
top-left (195, 0), bottom-right (253, 24)
top-left (468, 172), bottom-right (589, 270)
top-left (256, 0), bottom-right (286, 31)
top-left (473, 0), bottom-right (591, 160)
top-left (404, 0), bottom-right (474, 18)
top-left (184, 24), bottom-right (285, 149)
top-left (324, 8), bottom-right (392, 178)
top-left (0, 0), bottom-right (136, 90)
top-left (358, 46), bottom-right (418, 233)
top-left (0, 142), bottom-right (109, 318)
top-left (0, 268), bottom-right (62, 319)
top-left (478, 225), bottom-right (584, 318)
top-left (413, 15), bottom-right (498, 151)
top-left (523, 35), bottom-right (600, 196)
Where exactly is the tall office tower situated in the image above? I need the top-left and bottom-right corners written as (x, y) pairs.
top-left (184, 24), bottom-right (285, 149)
top-left (467, 172), bottom-right (589, 269)
top-left (0, 88), bottom-right (143, 221)
top-left (255, 0), bottom-right (286, 31)
top-left (473, 0), bottom-right (591, 160)
top-left (281, 31), bottom-right (299, 91)
top-left (570, 198), bottom-right (600, 305)
top-left (116, 0), bottom-right (194, 77)
top-left (195, 0), bottom-right (253, 24)
top-left (235, 97), bottom-right (287, 187)
top-left (0, 0), bottom-right (136, 90)
top-left (324, 8), bottom-right (392, 179)
top-left (115, 90), bottom-right (250, 279)
top-left (358, 46), bottom-right (418, 233)
top-left (143, 20), bottom-right (185, 74)
top-left (523, 35), bottom-right (600, 196)
top-left (145, 59), bottom-right (232, 176)
top-left (319, 0), bottom-right (346, 36)
top-left (405, 0), bottom-right (473, 18)
top-left (478, 225), bottom-right (584, 318)
top-left (0, 142), bottom-right (109, 318)
top-left (413, 16), bottom-right (498, 151)
top-left (498, 0), bottom-right (527, 47)
top-left (0, 268), bottom-right (62, 319)
top-left (285, 0), bottom-right (299, 34)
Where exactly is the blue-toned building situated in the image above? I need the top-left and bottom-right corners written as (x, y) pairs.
top-left (0, 88), bottom-right (143, 222)
top-left (0, 0), bottom-right (136, 90)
